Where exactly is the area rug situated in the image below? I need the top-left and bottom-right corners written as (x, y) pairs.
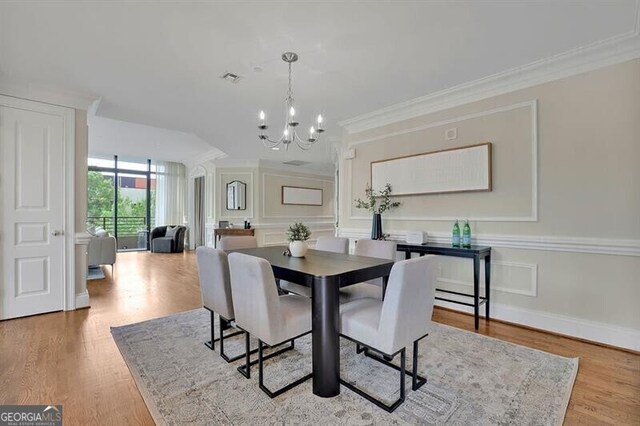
top-left (111, 309), bottom-right (578, 425)
top-left (87, 266), bottom-right (105, 280)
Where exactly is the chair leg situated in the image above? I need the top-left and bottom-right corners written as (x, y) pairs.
top-left (204, 310), bottom-right (216, 351)
top-left (218, 316), bottom-right (257, 363)
top-left (361, 341), bottom-right (427, 391)
top-left (400, 347), bottom-right (406, 402)
top-left (257, 340), bottom-right (312, 399)
top-left (340, 348), bottom-right (407, 412)
top-left (236, 335), bottom-right (297, 380)
top-left (237, 331), bottom-right (252, 379)
top-left (412, 340), bottom-right (427, 391)
top-left (204, 312), bottom-right (252, 363)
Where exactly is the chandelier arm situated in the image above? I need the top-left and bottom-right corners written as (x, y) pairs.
top-left (293, 133), bottom-right (319, 150)
top-left (261, 133), bottom-right (285, 146)
top-left (295, 138), bottom-right (314, 150)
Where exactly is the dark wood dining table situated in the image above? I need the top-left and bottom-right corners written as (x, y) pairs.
top-left (231, 246), bottom-right (395, 398)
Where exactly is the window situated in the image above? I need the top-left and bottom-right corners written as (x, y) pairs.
top-left (88, 155), bottom-right (156, 251)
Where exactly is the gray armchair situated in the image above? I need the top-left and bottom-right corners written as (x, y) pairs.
top-left (150, 225), bottom-right (186, 253)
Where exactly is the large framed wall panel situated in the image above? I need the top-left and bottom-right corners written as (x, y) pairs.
top-left (281, 185), bottom-right (323, 206)
top-left (371, 142), bottom-right (492, 196)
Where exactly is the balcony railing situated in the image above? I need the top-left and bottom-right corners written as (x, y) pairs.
top-left (87, 216), bottom-right (157, 251)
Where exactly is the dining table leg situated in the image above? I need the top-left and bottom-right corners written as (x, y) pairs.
top-left (311, 275), bottom-right (340, 397)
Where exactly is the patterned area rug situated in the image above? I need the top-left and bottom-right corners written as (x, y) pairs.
top-left (111, 309), bottom-right (578, 425)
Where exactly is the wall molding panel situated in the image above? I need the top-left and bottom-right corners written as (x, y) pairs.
top-left (337, 228), bottom-right (640, 257)
top-left (261, 228), bottom-right (336, 247)
top-left (346, 101), bottom-right (538, 222)
top-left (253, 221), bottom-right (335, 230)
top-left (436, 259), bottom-right (538, 297)
top-left (261, 172), bottom-right (334, 219)
top-left (204, 223), bottom-right (216, 247)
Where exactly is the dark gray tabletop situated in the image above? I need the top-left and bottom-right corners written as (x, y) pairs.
top-left (231, 246), bottom-right (394, 288)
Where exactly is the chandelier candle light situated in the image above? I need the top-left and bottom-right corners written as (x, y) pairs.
top-left (258, 52), bottom-right (324, 151)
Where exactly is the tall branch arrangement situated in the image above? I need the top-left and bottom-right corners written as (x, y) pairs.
top-left (354, 183), bottom-right (401, 214)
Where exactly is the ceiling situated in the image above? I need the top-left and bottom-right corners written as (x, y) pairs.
top-left (0, 1), bottom-right (637, 167)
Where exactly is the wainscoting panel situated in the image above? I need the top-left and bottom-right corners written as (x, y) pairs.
top-left (205, 224), bottom-right (216, 248)
top-left (260, 228), bottom-right (336, 247)
top-left (436, 257), bottom-right (538, 297)
top-left (261, 172), bottom-right (334, 219)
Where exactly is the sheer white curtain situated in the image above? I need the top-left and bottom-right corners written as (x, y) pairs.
top-left (155, 161), bottom-right (186, 226)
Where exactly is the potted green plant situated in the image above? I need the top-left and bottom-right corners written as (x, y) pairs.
top-left (354, 183), bottom-right (401, 240)
top-left (286, 221), bottom-right (311, 257)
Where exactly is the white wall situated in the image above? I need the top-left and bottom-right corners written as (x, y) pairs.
top-left (339, 59), bottom-right (640, 350)
top-left (185, 160), bottom-right (336, 250)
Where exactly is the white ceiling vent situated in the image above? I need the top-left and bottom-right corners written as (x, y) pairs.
top-left (220, 72), bottom-right (242, 83)
top-left (282, 160), bottom-right (309, 166)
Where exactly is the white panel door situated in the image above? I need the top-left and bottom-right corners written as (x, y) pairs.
top-left (0, 105), bottom-right (65, 320)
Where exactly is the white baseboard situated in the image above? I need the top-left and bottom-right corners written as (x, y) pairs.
top-left (75, 290), bottom-right (90, 309)
top-left (435, 299), bottom-right (640, 352)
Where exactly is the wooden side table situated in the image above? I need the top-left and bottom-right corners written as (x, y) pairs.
top-left (214, 228), bottom-right (255, 248)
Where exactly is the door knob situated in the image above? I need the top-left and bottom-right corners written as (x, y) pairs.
top-left (51, 230), bottom-right (64, 236)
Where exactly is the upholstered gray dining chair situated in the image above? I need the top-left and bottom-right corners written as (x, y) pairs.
top-left (196, 247), bottom-right (256, 363)
top-left (228, 252), bottom-right (313, 398)
top-left (218, 236), bottom-right (258, 250)
top-left (339, 255), bottom-right (436, 412)
top-left (339, 239), bottom-right (397, 302)
top-left (280, 236), bottom-right (350, 298)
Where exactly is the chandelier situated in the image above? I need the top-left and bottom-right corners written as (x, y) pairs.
top-left (258, 52), bottom-right (324, 151)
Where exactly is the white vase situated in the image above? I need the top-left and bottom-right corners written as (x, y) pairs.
top-left (289, 240), bottom-right (308, 257)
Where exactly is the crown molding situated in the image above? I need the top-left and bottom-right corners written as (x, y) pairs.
top-left (0, 82), bottom-right (98, 111)
top-left (207, 158), bottom-right (335, 176)
top-left (212, 158), bottom-right (260, 169)
top-left (339, 19), bottom-right (640, 134)
top-left (184, 148), bottom-right (228, 169)
top-left (259, 159), bottom-right (335, 177)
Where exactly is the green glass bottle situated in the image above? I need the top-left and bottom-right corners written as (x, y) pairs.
top-left (452, 219), bottom-right (461, 247)
top-left (462, 220), bottom-right (471, 248)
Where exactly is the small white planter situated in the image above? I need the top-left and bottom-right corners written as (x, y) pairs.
top-left (289, 240), bottom-right (308, 257)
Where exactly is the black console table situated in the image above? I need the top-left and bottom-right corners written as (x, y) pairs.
top-left (396, 243), bottom-right (491, 330)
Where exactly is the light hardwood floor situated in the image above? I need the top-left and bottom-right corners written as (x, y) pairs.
top-left (0, 251), bottom-right (638, 425)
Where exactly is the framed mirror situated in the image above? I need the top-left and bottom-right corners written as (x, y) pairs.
top-left (226, 180), bottom-right (246, 210)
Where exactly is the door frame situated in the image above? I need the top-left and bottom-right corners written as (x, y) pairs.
top-left (0, 94), bottom-right (76, 311)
